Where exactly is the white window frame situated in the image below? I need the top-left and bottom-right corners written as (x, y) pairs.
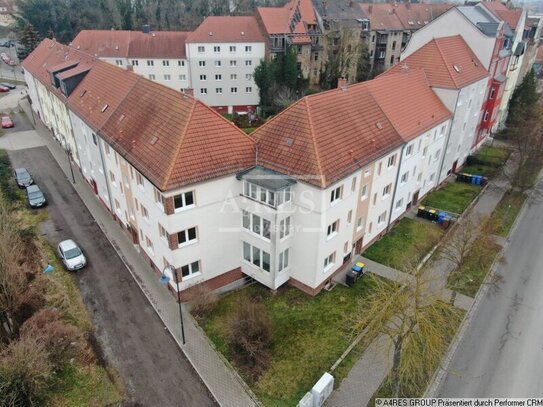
top-left (177, 227), bottom-right (198, 247)
top-left (173, 191), bottom-right (195, 212)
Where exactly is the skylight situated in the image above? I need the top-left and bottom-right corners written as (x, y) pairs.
top-left (101, 104), bottom-right (109, 112)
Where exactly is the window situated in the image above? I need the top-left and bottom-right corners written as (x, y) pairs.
top-left (216, 88), bottom-right (222, 94)
top-left (378, 162), bottom-right (382, 175)
top-left (314, 52), bottom-right (319, 61)
top-left (230, 46), bottom-right (236, 52)
top-left (387, 154), bottom-right (396, 167)
top-left (145, 236), bottom-right (153, 252)
top-left (105, 144), bottom-right (110, 155)
top-left (434, 149), bottom-right (441, 162)
top-left (215, 60), bottom-right (221, 67)
top-left (276, 186), bottom-right (291, 206)
top-left (115, 59), bottom-right (123, 66)
top-left (392, 40), bottom-right (397, 50)
top-left (213, 46), bottom-right (220, 52)
top-left (148, 74), bottom-right (156, 80)
top-left (199, 61), bottom-right (206, 67)
top-left (246, 87), bottom-right (252, 93)
top-left (173, 191), bottom-right (195, 211)
top-left (357, 216), bottom-right (365, 231)
top-left (330, 186), bottom-right (342, 203)
top-left (230, 60), bottom-right (237, 66)
top-left (361, 184), bottom-right (368, 200)
top-left (383, 184), bottom-right (391, 197)
top-left (153, 188), bottom-right (165, 207)
top-left (489, 87), bottom-right (495, 99)
top-left (230, 74), bottom-right (237, 80)
top-left (373, 193), bottom-right (377, 205)
top-left (92, 133), bottom-right (97, 145)
top-left (163, 60), bottom-right (169, 66)
top-left (198, 46), bottom-right (205, 53)
top-left (177, 227), bottom-right (198, 246)
top-left (140, 204), bottom-right (149, 220)
top-left (364, 169), bottom-right (371, 177)
top-left (243, 242), bottom-right (270, 272)
top-left (351, 177), bottom-right (357, 191)
top-left (200, 74), bottom-right (207, 81)
top-left (245, 60), bottom-right (252, 66)
top-left (429, 173), bottom-right (435, 182)
top-left (378, 211), bottom-right (387, 225)
top-left (242, 211), bottom-right (271, 240)
top-left (406, 144), bottom-right (414, 156)
top-left (114, 199), bottom-right (120, 210)
top-left (136, 172), bottom-right (144, 187)
top-left (347, 210), bottom-right (352, 224)
top-left (179, 74), bottom-right (186, 81)
top-left (278, 248), bottom-right (289, 271)
top-left (280, 217), bottom-right (291, 239)
top-left (395, 198), bottom-right (404, 210)
top-left (344, 241), bottom-right (349, 253)
top-left (231, 87), bottom-right (237, 93)
top-left (483, 111), bottom-right (489, 122)
top-left (422, 146), bottom-right (428, 158)
top-left (327, 220), bottom-right (339, 237)
top-left (440, 125), bottom-right (446, 137)
top-left (245, 73), bottom-right (252, 80)
top-left (400, 172), bottom-right (408, 184)
top-left (131, 60), bottom-right (139, 66)
top-left (181, 261), bottom-right (200, 278)
top-left (178, 60), bottom-right (185, 66)
top-left (164, 74), bottom-right (171, 81)
top-left (147, 60), bottom-right (154, 66)
top-left (324, 252), bottom-right (335, 270)
top-left (200, 88), bottom-right (207, 94)
top-left (109, 171), bottom-right (115, 184)
top-left (245, 45), bottom-right (252, 52)
top-left (215, 74), bottom-right (222, 81)
top-left (158, 224), bottom-right (167, 240)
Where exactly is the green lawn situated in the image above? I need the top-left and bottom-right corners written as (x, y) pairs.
top-left (461, 145), bottom-right (510, 178)
top-left (243, 127), bottom-right (258, 134)
top-left (447, 241), bottom-right (502, 298)
top-left (490, 191), bottom-right (526, 237)
top-left (362, 218), bottom-right (444, 271)
top-left (422, 182), bottom-right (481, 214)
top-left (200, 275), bottom-right (389, 407)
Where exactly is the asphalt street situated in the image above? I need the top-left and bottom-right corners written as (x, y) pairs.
top-left (438, 177), bottom-right (543, 397)
top-left (8, 145), bottom-right (216, 406)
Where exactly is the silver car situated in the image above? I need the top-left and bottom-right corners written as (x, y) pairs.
top-left (58, 239), bottom-right (87, 271)
top-left (26, 184), bottom-right (47, 208)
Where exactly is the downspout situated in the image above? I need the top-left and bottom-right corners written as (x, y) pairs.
top-left (387, 143), bottom-right (405, 231)
top-left (437, 93), bottom-right (460, 184)
top-left (97, 136), bottom-right (114, 213)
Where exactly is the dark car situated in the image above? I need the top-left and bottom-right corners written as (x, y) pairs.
top-left (14, 168), bottom-right (33, 188)
top-left (26, 184), bottom-right (47, 208)
top-left (0, 83), bottom-right (15, 89)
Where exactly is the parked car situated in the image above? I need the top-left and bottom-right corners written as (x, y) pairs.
top-left (0, 86), bottom-right (9, 92)
top-left (58, 239), bottom-right (87, 271)
top-left (26, 184), bottom-right (47, 208)
top-left (1, 116), bottom-right (14, 128)
top-left (0, 83), bottom-right (16, 89)
top-left (14, 168), bottom-right (33, 188)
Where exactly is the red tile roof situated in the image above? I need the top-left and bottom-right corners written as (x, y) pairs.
top-left (360, 3), bottom-right (452, 31)
top-left (365, 70), bottom-right (451, 141)
top-left (24, 40), bottom-right (256, 191)
top-left (383, 35), bottom-right (488, 90)
top-left (252, 85), bottom-right (405, 188)
top-left (72, 30), bottom-right (190, 59)
top-left (481, 2), bottom-right (522, 30)
top-left (186, 16), bottom-right (264, 43)
top-left (257, 0), bottom-right (317, 36)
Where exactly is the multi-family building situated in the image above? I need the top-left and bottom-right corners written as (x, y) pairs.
top-left (402, 4), bottom-right (512, 147)
top-left (185, 16), bottom-right (265, 114)
top-left (385, 35), bottom-right (489, 183)
top-left (24, 38), bottom-right (469, 299)
top-left (255, 0), bottom-right (324, 85)
top-left (520, 14), bottom-right (543, 79)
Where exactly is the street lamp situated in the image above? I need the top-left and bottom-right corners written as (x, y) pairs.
top-left (160, 265), bottom-right (186, 345)
top-left (66, 145), bottom-right (76, 184)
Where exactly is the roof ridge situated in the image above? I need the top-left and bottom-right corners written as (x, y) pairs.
top-left (433, 38), bottom-right (459, 88)
top-left (253, 96), bottom-right (308, 140)
top-left (162, 98), bottom-right (198, 190)
top-left (303, 97), bottom-right (326, 188)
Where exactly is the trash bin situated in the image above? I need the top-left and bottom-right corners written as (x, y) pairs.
top-left (442, 216), bottom-right (451, 229)
top-left (437, 211), bottom-right (446, 224)
top-left (428, 209), bottom-right (437, 221)
top-left (352, 262), bottom-right (365, 278)
top-left (346, 271), bottom-right (357, 287)
top-left (481, 176), bottom-right (488, 186)
top-left (417, 206), bottom-right (426, 218)
top-left (464, 174), bottom-right (473, 184)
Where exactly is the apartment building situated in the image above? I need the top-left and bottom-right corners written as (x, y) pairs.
top-left (185, 16), bottom-right (265, 114)
top-left (256, 0), bottom-right (324, 85)
top-left (25, 38), bottom-right (459, 298)
top-left (385, 35), bottom-right (489, 183)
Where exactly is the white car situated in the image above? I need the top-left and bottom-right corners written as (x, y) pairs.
top-left (58, 239), bottom-right (87, 271)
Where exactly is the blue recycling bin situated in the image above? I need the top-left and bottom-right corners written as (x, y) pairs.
top-left (437, 211), bottom-right (446, 224)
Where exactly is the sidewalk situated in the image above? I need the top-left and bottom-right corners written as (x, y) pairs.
top-left (328, 150), bottom-right (514, 406)
top-left (19, 99), bottom-right (259, 407)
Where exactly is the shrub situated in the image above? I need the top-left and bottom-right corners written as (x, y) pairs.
top-left (188, 284), bottom-right (218, 321)
top-left (228, 297), bottom-right (272, 383)
top-left (0, 336), bottom-right (53, 406)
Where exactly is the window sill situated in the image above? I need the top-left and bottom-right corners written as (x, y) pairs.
top-left (243, 228), bottom-right (271, 243)
top-left (178, 240), bottom-right (198, 249)
top-left (323, 263), bottom-right (335, 273)
top-left (174, 204), bottom-right (195, 214)
top-left (243, 259), bottom-right (270, 273)
top-left (326, 232), bottom-right (338, 241)
top-left (181, 271), bottom-right (201, 281)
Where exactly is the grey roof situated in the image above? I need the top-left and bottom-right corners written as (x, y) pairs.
top-left (236, 165), bottom-right (297, 191)
top-left (457, 4), bottom-right (501, 37)
top-left (315, 0), bottom-right (366, 21)
top-left (494, 74), bottom-right (507, 83)
top-left (514, 41), bottom-right (526, 56)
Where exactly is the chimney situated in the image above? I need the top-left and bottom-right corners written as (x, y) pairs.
top-left (183, 88), bottom-right (194, 97)
top-left (142, 24), bottom-right (150, 34)
top-left (338, 77), bottom-right (347, 90)
top-left (127, 65), bottom-right (134, 72)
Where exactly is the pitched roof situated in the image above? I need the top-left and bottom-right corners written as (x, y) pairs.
top-left (186, 16), bottom-right (264, 43)
top-left (383, 35), bottom-right (488, 90)
top-left (257, 0), bottom-right (317, 36)
top-left (100, 81), bottom-right (256, 190)
top-left (365, 70), bottom-right (451, 141)
top-left (71, 30), bottom-right (190, 59)
top-left (24, 40), bottom-right (256, 191)
top-left (359, 3), bottom-right (452, 31)
top-left (252, 85), bottom-right (404, 188)
top-left (481, 1), bottom-right (522, 30)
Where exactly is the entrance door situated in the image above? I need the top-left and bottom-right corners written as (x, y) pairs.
top-left (412, 190), bottom-right (420, 206)
top-left (130, 226), bottom-right (139, 244)
top-left (355, 237), bottom-right (363, 254)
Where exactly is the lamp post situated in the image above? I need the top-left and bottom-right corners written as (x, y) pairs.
top-left (160, 265), bottom-right (186, 345)
top-left (66, 145), bottom-right (76, 184)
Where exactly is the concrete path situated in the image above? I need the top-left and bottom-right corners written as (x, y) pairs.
top-left (0, 129), bottom-right (45, 150)
top-left (18, 98), bottom-right (259, 407)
